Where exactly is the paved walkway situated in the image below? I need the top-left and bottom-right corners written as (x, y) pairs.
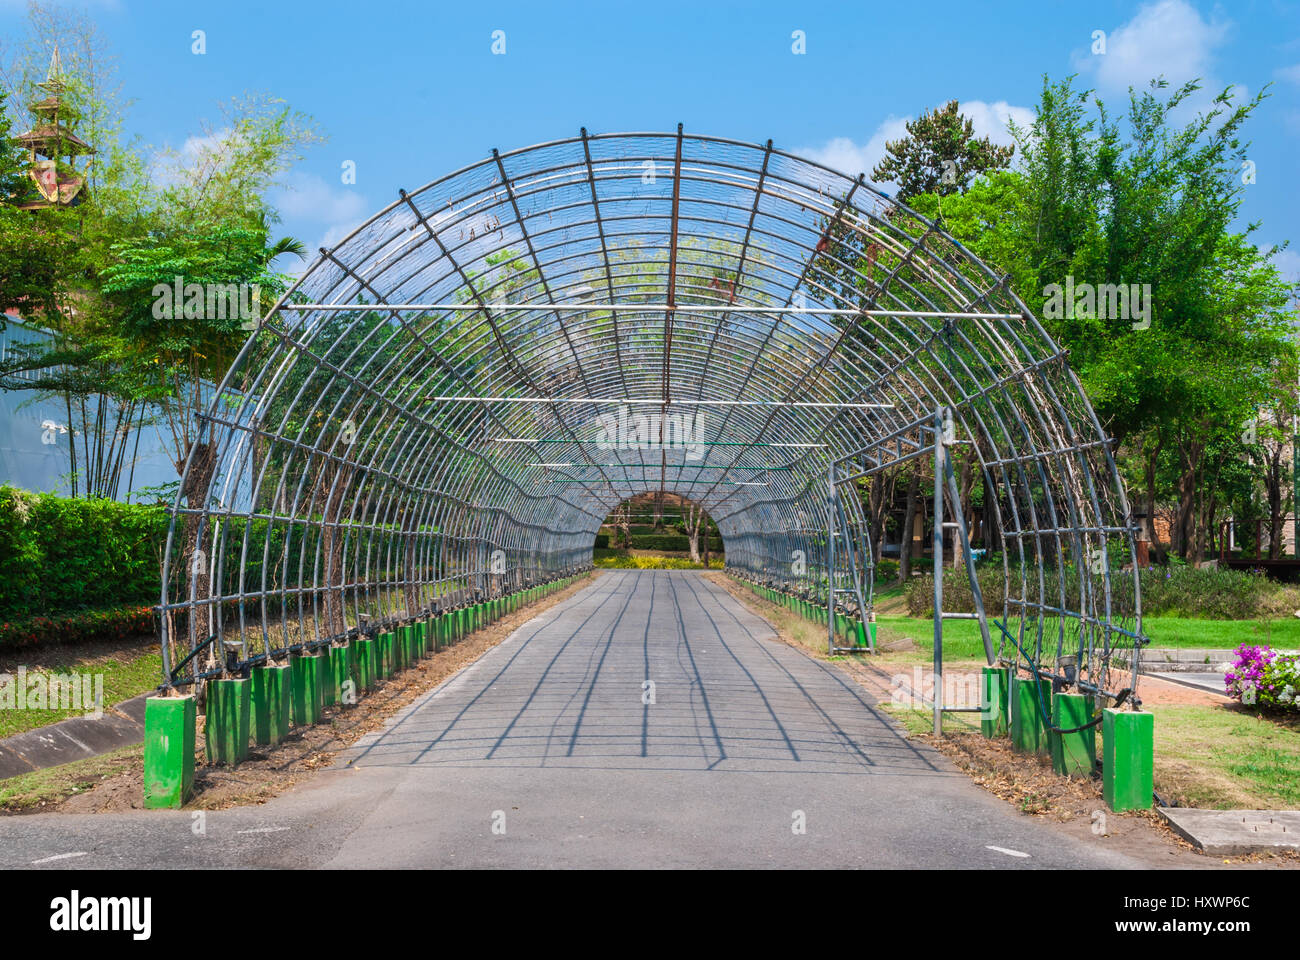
top-left (1, 572), bottom-right (1148, 869)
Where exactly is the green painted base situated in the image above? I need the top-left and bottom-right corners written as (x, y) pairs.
top-left (251, 664), bottom-right (290, 746)
top-left (1051, 692), bottom-right (1096, 778)
top-left (355, 638), bottom-right (375, 692)
top-left (1103, 708), bottom-right (1154, 812)
top-left (291, 654), bottom-right (323, 726)
top-left (980, 666), bottom-right (1009, 738)
top-left (329, 646), bottom-right (351, 705)
top-left (143, 695), bottom-right (196, 809)
top-left (205, 678), bottom-right (251, 765)
top-left (1010, 676), bottom-right (1039, 752)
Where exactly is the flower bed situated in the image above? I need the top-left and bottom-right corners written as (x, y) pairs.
top-left (0, 605), bottom-right (155, 650)
top-left (1225, 643), bottom-right (1300, 711)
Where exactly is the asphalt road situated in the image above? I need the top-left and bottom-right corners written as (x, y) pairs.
top-left (1, 571), bottom-right (1148, 869)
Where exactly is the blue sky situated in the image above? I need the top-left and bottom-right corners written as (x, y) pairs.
top-left (5, 0), bottom-right (1300, 283)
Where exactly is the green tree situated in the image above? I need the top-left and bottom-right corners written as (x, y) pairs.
top-left (871, 99), bottom-right (1015, 201)
top-left (905, 76), bottom-right (1296, 561)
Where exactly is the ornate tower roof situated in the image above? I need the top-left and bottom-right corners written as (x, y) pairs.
top-left (15, 46), bottom-right (93, 210)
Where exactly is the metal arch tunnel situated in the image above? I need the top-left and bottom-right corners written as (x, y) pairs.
top-left (159, 127), bottom-right (1145, 710)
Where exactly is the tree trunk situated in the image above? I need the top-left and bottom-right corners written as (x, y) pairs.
top-left (898, 470), bottom-right (920, 584)
top-left (180, 437), bottom-right (217, 673)
top-left (1143, 435), bottom-right (1164, 564)
top-left (322, 461), bottom-right (355, 640)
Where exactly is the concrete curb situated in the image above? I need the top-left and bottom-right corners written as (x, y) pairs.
top-left (0, 693), bottom-right (150, 780)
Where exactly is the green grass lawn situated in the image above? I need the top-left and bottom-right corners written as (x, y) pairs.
top-left (0, 744), bottom-right (141, 811)
top-left (1151, 704), bottom-right (1300, 808)
top-left (0, 647), bottom-right (161, 739)
top-left (875, 614), bottom-right (1300, 661)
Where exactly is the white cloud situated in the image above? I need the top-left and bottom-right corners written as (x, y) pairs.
top-left (795, 116), bottom-right (910, 181)
top-left (1268, 247), bottom-right (1300, 286)
top-left (1074, 0), bottom-right (1231, 95)
top-left (267, 172), bottom-right (371, 270)
top-left (794, 100), bottom-right (1031, 188)
top-left (1276, 63), bottom-right (1300, 85)
top-left (955, 100), bottom-right (1035, 147)
top-left (270, 172), bottom-right (368, 225)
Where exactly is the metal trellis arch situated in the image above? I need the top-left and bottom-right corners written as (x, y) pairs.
top-left (158, 126), bottom-right (1146, 722)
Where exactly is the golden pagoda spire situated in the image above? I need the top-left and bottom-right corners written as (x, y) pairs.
top-left (16, 43), bottom-right (92, 211)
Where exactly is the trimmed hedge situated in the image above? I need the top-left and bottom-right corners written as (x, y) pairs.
top-left (627, 533), bottom-right (724, 552)
top-left (594, 533), bottom-right (610, 548)
top-left (0, 605), bottom-right (155, 650)
top-left (0, 487), bottom-right (167, 622)
top-left (903, 561), bottom-right (1299, 620)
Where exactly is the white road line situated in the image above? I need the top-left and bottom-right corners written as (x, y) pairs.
top-left (985, 844), bottom-right (1030, 858)
top-left (32, 851), bottom-right (88, 864)
top-left (236, 827), bottom-right (290, 835)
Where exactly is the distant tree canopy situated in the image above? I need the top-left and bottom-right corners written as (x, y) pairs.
top-left (871, 99), bottom-right (1015, 201)
top-left (898, 76), bottom-right (1298, 562)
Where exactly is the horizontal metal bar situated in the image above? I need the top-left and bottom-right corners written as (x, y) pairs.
top-left (544, 479), bottom-right (769, 485)
top-left (279, 302), bottom-right (1023, 320)
top-left (526, 462), bottom-right (793, 470)
top-left (430, 396), bottom-right (892, 409)
top-left (491, 438), bottom-right (826, 447)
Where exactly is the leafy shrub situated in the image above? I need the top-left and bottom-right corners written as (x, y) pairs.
top-left (1225, 644), bottom-right (1300, 712)
top-left (904, 560), bottom-right (1299, 620)
top-left (594, 534), bottom-right (610, 549)
top-left (0, 487), bottom-right (167, 621)
top-left (626, 533), bottom-right (722, 552)
top-left (593, 554), bottom-right (724, 570)
top-left (0, 605), bottom-right (155, 650)
top-left (1137, 566), bottom-right (1299, 619)
top-left (874, 558), bottom-right (899, 582)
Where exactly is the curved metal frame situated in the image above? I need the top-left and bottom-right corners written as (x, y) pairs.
top-left (158, 127), bottom-right (1145, 706)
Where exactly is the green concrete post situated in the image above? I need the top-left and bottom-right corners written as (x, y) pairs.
top-left (205, 677), bottom-right (251, 765)
top-left (1036, 677), bottom-right (1054, 756)
top-left (1103, 709), bottom-right (1154, 812)
top-left (329, 646), bottom-right (350, 706)
top-left (1051, 692), bottom-right (1095, 778)
top-left (347, 637), bottom-right (360, 691)
top-left (355, 637), bottom-right (374, 692)
top-left (321, 648), bottom-right (338, 708)
top-left (980, 665), bottom-right (1009, 738)
top-left (379, 632), bottom-right (394, 678)
top-left (388, 631), bottom-right (399, 676)
top-left (291, 654), bottom-right (321, 726)
top-left (251, 664), bottom-right (290, 746)
top-left (1010, 675), bottom-right (1038, 753)
top-left (143, 695), bottom-right (195, 809)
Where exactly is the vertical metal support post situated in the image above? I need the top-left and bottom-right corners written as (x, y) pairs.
top-left (933, 406), bottom-right (945, 737)
top-left (827, 465), bottom-right (836, 656)
top-left (1294, 412), bottom-right (1300, 557)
